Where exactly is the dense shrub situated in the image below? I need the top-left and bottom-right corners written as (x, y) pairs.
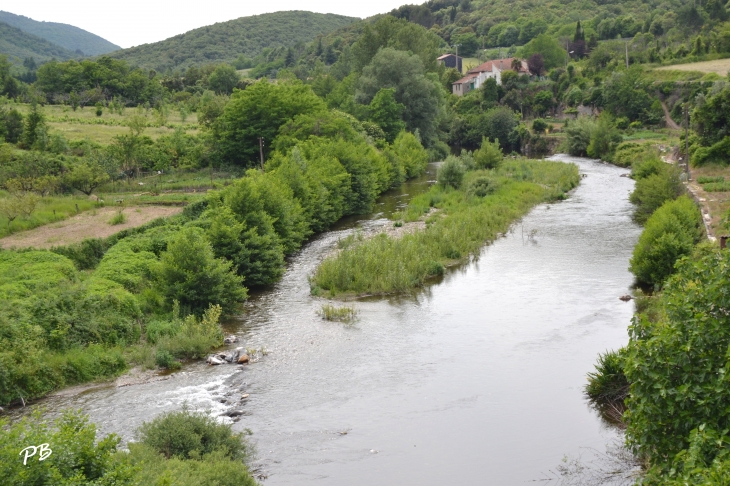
top-left (137, 407), bottom-right (252, 461)
top-left (629, 196), bottom-right (703, 287)
top-left (0, 409), bottom-right (129, 485)
top-left (585, 349), bottom-right (629, 404)
top-left (0, 408), bottom-right (257, 486)
top-left (625, 246), bottom-right (730, 466)
top-left (154, 226), bottom-right (246, 315)
top-left (629, 165), bottom-right (684, 225)
top-left (562, 116), bottom-right (596, 156)
top-left (474, 136), bottom-right (503, 169)
top-left (437, 156), bottom-right (466, 188)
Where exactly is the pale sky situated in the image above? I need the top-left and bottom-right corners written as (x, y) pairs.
top-left (3, 0), bottom-right (418, 49)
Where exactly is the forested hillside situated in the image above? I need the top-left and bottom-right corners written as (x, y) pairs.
top-left (109, 11), bottom-right (358, 71)
top-left (0, 22), bottom-right (76, 65)
top-left (390, 0), bottom-right (722, 56)
top-left (0, 11), bottom-right (120, 56)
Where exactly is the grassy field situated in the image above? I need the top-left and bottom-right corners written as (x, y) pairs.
top-left (0, 192), bottom-right (99, 238)
top-left (12, 103), bottom-right (200, 144)
top-left (654, 58), bottom-right (730, 78)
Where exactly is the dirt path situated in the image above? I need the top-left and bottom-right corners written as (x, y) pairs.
top-left (660, 99), bottom-right (681, 130)
top-left (0, 206), bottom-right (182, 249)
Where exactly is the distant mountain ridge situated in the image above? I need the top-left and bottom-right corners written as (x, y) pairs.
top-left (0, 11), bottom-right (120, 56)
top-left (0, 21), bottom-right (77, 64)
top-left (108, 11), bottom-right (359, 71)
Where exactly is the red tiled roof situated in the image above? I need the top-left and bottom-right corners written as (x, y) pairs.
top-left (467, 57), bottom-right (529, 74)
top-left (453, 73), bottom-right (477, 85)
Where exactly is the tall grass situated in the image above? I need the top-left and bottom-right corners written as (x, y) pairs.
top-left (0, 193), bottom-right (99, 238)
top-left (318, 304), bottom-right (358, 322)
top-left (312, 160), bottom-right (579, 296)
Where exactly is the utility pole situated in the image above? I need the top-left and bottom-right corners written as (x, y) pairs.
top-left (625, 41), bottom-right (629, 69)
top-left (684, 101), bottom-right (691, 180)
top-left (453, 44), bottom-right (461, 73)
top-left (258, 137), bottom-right (265, 171)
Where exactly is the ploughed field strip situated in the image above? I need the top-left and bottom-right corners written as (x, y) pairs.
top-left (0, 206), bottom-right (182, 249)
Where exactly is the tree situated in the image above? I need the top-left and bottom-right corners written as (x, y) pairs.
top-left (452, 32), bottom-right (479, 57)
top-left (356, 48), bottom-right (444, 146)
top-left (64, 159), bottom-right (110, 195)
top-left (214, 80), bottom-right (326, 168)
top-left (203, 207), bottom-right (285, 287)
top-left (442, 68), bottom-right (462, 91)
top-left (285, 48), bottom-right (295, 67)
top-left (602, 66), bottom-right (653, 122)
top-left (154, 226), bottom-right (246, 314)
top-left (521, 34), bottom-right (567, 69)
top-left (693, 84), bottom-right (730, 147)
top-left (1, 108), bottom-right (23, 144)
top-left (368, 88), bottom-right (406, 143)
top-left (207, 64), bottom-right (240, 95)
top-left (527, 53), bottom-right (545, 75)
top-left (532, 90), bottom-right (554, 116)
top-left (480, 77), bottom-right (499, 109)
top-left (20, 105), bottom-right (47, 150)
top-left (351, 16), bottom-right (441, 73)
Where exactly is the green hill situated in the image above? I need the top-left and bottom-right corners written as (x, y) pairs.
top-left (0, 11), bottom-right (120, 56)
top-left (108, 11), bottom-right (359, 71)
top-left (0, 21), bottom-right (77, 64)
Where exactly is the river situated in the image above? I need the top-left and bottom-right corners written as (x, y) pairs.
top-left (36, 155), bottom-right (641, 484)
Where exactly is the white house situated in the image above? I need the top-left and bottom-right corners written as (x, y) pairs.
top-left (452, 58), bottom-right (529, 96)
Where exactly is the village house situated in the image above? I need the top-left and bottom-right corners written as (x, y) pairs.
top-left (452, 57), bottom-right (529, 96)
top-left (437, 53), bottom-right (463, 73)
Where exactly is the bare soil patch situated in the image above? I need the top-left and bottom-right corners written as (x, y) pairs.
top-left (0, 206), bottom-right (182, 249)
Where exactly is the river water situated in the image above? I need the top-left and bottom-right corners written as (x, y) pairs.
top-left (38, 155), bottom-right (640, 484)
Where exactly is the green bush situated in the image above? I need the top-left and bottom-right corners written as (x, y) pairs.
top-left (0, 409), bottom-right (130, 485)
top-left (466, 176), bottom-right (500, 197)
top-left (612, 142), bottom-right (654, 168)
top-left (585, 349), bottom-right (629, 404)
top-left (437, 155), bottom-right (466, 188)
top-left (532, 118), bottom-right (550, 133)
top-left (155, 349), bottom-right (180, 369)
top-left (154, 226), bottom-right (247, 314)
top-left (51, 238), bottom-right (110, 270)
top-left (629, 163), bottom-right (683, 225)
top-left (0, 408), bottom-right (257, 486)
top-left (562, 116), bottom-right (596, 156)
top-left (697, 176), bottom-right (725, 184)
top-left (625, 246), bottom-right (730, 467)
top-left (474, 136), bottom-right (503, 169)
top-left (137, 407), bottom-right (252, 461)
top-left (629, 196), bottom-right (703, 287)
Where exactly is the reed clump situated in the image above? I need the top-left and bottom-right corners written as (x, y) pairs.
top-left (312, 159), bottom-right (579, 296)
top-left (318, 304), bottom-right (358, 322)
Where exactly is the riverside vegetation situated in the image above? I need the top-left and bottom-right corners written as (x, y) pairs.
top-left (0, 407), bottom-right (257, 485)
top-left (311, 140), bottom-right (579, 296)
top-left (0, 77), bottom-right (430, 408)
top-left (2, 2), bottom-right (730, 483)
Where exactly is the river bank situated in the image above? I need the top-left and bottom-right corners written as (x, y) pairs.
top-left (15, 155), bottom-right (643, 484)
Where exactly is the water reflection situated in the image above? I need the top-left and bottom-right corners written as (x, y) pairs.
top-left (28, 157), bottom-right (640, 485)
